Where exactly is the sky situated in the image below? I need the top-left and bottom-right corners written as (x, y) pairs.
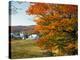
top-left (10, 1), bottom-right (36, 26)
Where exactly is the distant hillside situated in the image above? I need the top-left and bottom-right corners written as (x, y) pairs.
top-left (10, 25), bottom-right (36, 34)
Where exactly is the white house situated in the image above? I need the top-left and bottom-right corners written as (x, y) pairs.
top-left (19, 32), bottom-right (25, 40)
top-left (11, 32), bottom-right (39, 40)
top-left (28, 34), bottom-right (39, 40)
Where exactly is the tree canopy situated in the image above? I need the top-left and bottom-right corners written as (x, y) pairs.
top-left (27, 3), bottom-right (78, 56)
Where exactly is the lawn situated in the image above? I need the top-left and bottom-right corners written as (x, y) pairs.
top-left (10, 39), bottom-right (45, 59)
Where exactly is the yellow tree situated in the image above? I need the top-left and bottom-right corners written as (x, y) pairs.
top-left (27, 3), bottom-right (78, 56)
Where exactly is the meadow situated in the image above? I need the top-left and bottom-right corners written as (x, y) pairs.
top-left (10, 39), bottom-right (77, 59)
top-left (11, 39), bottom-right (46, 59)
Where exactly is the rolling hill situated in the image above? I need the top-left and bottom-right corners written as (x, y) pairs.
top-left (9, 25), bottom-right (36, 34)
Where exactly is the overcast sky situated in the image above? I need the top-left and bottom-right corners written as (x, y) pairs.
top-left (10, 1), bottom-right (36, 26)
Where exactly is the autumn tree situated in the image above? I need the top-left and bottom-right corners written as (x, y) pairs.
top-left (27, 3), bottom-right (78, 56)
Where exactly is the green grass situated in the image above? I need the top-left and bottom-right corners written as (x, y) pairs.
top-left (11, 39), bottom-right (45, 59)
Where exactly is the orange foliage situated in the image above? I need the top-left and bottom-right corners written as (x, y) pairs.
top-left (27, 3), bottom-right (78, 54)
top-left (27, 3), bottom-right (54, 15)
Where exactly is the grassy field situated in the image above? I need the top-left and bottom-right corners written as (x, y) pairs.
top-left (11, 39), bottom-right (45, 59)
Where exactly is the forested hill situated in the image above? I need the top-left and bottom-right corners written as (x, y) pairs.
top-left (10, 25), bottom-right (35, 34)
